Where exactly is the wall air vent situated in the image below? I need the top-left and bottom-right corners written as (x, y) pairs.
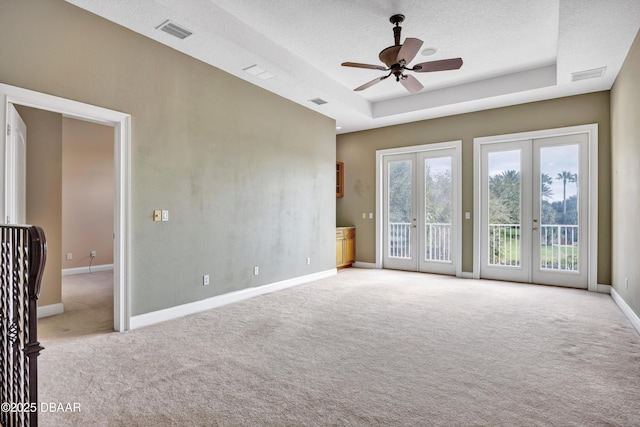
top-left (156, 20), bottom-right (192, 40)
top-left (309, 98), bottom-right (328, 105)
top-left (571, 67), bottom-right (606, 82)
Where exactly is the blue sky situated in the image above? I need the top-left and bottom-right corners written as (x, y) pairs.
top-left (488, 145), bottom-right (579, 203)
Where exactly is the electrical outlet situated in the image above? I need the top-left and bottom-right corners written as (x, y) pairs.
top-left (203, 275), bottom-right (210, 286)
top-left (66, 253), bottom-right (73, 260)
top-left (306, 257), bottom-right (311, 265)
top-left (90, 251), bottom-right (96, 258)
top-left (254, 266), bottom-right (259, 276)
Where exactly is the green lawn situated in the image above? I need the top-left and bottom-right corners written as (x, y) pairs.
top-left (489, 231), bottom-right (578, 271)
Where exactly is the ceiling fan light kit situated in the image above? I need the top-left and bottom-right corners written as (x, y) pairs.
top-left (342, 14), bottom-right (463, 94)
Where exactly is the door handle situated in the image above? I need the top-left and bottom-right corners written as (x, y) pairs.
top-left (412, 218), bottom-right (417, 228)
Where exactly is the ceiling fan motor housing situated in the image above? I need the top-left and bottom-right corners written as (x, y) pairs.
top-left (379, 45), bottom-right (402, 68)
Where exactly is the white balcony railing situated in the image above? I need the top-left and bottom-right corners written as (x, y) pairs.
top-left (425, 223), bottom-right (452, 262)
top-left (488, 223), bottom-right (579, 271)
top-left (540, 224), bottom-right (579, 271)
top-left (389, 222), bottom-right (411, 259)
top-left (388, 222), bottom-right (452, 262)
top-left (389, 222), bottom-right (578, 271)
top-left (488, 224), bottom-right (521, 267)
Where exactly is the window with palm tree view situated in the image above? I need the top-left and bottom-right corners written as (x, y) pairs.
top-left (488, 145), bottom-right (579, 271)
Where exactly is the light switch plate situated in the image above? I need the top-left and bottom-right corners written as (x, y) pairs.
top-left (153, 210), bottom-right (162, 222)
top-left (161, 210), bottom-right (169, 221)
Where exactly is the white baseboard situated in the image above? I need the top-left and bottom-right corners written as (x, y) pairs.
top-left (611, 288), bottom-right (640, 335)
top-left (37, 303), bottom-right (64, 319)
top-left (597, 284), bottom-right (611, 294)
top-left (130, 268), bottom-right (337, 330)
top-left (353, 262), bottom-right (378, 269)
top-left (460, 272), bottom-right (474, 279)
top-left (62, 264), bottom-right (114, 276)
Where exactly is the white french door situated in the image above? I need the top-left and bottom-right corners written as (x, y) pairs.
top-left (382, 145), bottom-right (459, 275)
top-left (479, 133), bottom-right (589, 288)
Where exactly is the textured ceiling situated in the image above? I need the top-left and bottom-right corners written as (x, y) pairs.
top-left (66, 0), bottom-right (640, 133)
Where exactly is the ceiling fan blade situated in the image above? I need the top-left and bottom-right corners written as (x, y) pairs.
top-left (354, 75), bottom-right (389, 91)
top-left (400, 74), bottom-right (424, 94)
top-left (397, 38), bottom-right (423, 64)
top-left (342, 62), bottom-right (388, 71)
top-left (412, 58), bottom-right (463, 72)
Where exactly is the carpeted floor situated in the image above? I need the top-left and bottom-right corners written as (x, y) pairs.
top-left (39, 271), bottom-right (114, 342)
top-left (37, 269), bottom-right (640, 426)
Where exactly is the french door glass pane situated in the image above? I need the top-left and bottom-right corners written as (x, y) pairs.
top-left (388, 160), bottom-right (412, 258)
top-left (488, 150), bottom-right (521, 267)
top-left (539, 144), bottom-right (579, 272)
top-left (424, 156), bottom-right (452, 262)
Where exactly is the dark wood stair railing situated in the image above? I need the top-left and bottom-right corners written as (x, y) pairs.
top-left (1, 225), bottom-right (47, 427)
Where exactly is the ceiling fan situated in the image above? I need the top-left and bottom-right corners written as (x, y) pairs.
top-left (342, 14), bottom-right (463, 94)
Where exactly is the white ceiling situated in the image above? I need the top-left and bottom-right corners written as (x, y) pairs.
top-left (66, 0), bottom-right (640, 134)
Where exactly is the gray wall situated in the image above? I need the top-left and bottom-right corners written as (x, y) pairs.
top-left (0, 0), bottom-right (336, 316)
top-left (611, 29), bottom-right (640, 317)
top-left (337, 92), bottom-right (611, 284)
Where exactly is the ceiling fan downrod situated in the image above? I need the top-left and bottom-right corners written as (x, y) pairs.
top-left (390, 14), bottom-right (405, 46)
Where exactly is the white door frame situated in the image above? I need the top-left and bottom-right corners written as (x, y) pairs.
top-left (473, 124), bottom-right (598, 292)
top-left (376, 140), bottom-right (462, 277)
top-left (1, 83), bottom-right (131, 331)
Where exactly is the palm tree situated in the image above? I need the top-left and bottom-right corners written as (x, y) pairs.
top-left (556, 171), bottom-right (577, 213)
top-left (541, 173), bottom-right (553, 201)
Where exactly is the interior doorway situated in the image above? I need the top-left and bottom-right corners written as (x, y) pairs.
top-left (1, 83), bottom-right (131, 331)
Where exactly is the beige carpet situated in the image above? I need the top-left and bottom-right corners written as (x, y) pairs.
top-left (37, 269), bottom-right (640, 426)
top-left (39, 271), bottom-right (114, 342)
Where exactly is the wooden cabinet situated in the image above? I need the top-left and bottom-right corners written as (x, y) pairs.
top-left (336, 227), bottom-right (355, 269)
top-left (336, 162), bottom-right (344, 198)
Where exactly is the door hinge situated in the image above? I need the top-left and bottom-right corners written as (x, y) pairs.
top-left (6, 124), bottom-right (10, 136)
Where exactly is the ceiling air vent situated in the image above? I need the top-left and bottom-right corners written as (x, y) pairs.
top-left (309, 98), bottom-right (328, 105)
top-left (571, 67), bottom-right (606, 82)
top-left (156, 20), bottom-right (192, 40)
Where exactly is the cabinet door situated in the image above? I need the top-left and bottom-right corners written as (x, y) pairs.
top-left (336, 238), bottom-right (344, 266)
top-left (345, 237), bottom-right (355, 265)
